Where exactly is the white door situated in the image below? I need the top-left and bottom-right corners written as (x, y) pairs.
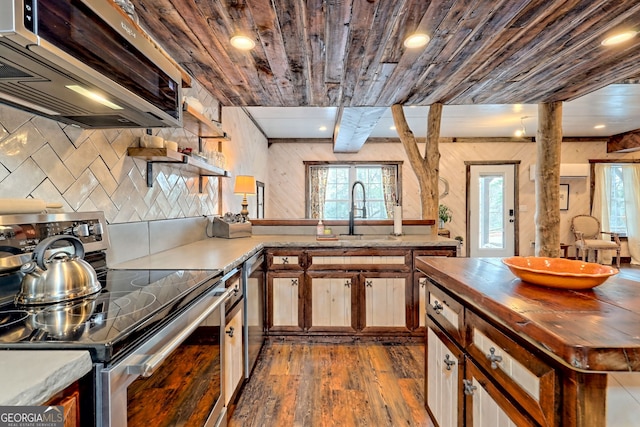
top-left (469, 164), bottom-right (516, 257)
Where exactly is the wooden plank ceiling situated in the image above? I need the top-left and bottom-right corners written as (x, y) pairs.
top-left (132, 0), bottom-right (640, 150)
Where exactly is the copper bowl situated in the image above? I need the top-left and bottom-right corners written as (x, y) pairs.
top-left (502, 256), bottom-right (618, 290)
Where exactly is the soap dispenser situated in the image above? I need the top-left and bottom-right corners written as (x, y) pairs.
top-left (316, 219), bottom-right (325, 236)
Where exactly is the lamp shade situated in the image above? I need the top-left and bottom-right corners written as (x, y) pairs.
top-left (234, 175), bottom-right (256, 195)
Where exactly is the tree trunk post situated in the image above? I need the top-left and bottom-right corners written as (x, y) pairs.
top-left (391, 103), bottom-right (442, 236)
top-left (535, 102), bottom-right (563, 257)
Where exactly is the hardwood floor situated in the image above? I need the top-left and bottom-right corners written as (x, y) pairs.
top-left (229, 340), bottom-right (433, 427)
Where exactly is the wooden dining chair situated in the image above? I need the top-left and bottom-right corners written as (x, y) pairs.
top-left (571, 215), bottom-right (621, 268)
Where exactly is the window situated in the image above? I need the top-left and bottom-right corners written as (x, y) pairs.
top-left (306, 162), bottom-right (401, 220)
top-left (593, 162), bottom-right (640, 237)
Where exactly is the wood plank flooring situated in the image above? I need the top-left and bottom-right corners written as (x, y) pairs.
top-left (229, 340), bottom-right (433, 427)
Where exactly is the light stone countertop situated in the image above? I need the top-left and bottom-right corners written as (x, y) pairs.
top-left (0, 350), bottom-right (92, 405)
top-left (1, 233), bottom-right (453, 406)
top-left (111, 233), bottom-right (457, 271)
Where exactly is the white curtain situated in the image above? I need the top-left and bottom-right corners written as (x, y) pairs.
top-left (591, 164), bottom-right (612, 264)
top-left (622, 165), bottom-right (640, 264)
top-left (592, 164), bottom-right (640, 265)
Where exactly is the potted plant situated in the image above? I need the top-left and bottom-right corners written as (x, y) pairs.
top-left (438, 204), bottom-right (452, 229)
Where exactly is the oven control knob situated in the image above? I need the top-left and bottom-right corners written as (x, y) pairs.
top-left (72, 224), bottom-right (90, 237)
top-left (90, 223), bottom-right (104, 236)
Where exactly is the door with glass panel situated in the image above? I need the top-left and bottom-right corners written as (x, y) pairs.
top-left (468, 164), bottom-right (516, 257)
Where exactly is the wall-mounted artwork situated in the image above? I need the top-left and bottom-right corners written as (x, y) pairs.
top-left (560, 184), bottom-right (569, 210)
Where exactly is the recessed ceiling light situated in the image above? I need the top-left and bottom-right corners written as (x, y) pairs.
top-left (594, 124), bottom-right (606, 129)
top-left (390, 126), bottom-right (396, 130)
top-left (602, 30), bottom-right (638, 46)
top-left (514, 129), bottom-right (524, 137)
top-left (403, 33), bottom-right (430, 49)
top-left (230, 35), bottom-right (256, 50)
top-left (319, 125), bottom-right (327, 131)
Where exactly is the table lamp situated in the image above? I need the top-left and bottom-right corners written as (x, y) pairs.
top-left (234, 175), bottom-right (256, 222)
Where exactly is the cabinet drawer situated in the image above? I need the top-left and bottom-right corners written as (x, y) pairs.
top-left (426, 280), bottom-right (465, 346)
top-left (413, 247), bottom-right (457, 259)
top-left (466, 311), bottom-right (558, 427)
top-left (464, 359), bottom-right (537, 427)
top-left (307, 248), bottom-right (410, 271)
top-left (266, 249), bottom-right (306, 270)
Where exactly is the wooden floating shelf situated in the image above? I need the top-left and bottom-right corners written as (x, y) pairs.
top-left (127, 147), bottom-right (229, 187)
top-left (182, 103), bottom-right (229, 139)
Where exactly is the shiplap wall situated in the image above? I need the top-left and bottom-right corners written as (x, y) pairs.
top-left (0, 84), bottom-right (268, 224)
top-left (267, 140), bottom-right (640, 255)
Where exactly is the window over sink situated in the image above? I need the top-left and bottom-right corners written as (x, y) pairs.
top-left (304, 161), bottom-right (401, 220)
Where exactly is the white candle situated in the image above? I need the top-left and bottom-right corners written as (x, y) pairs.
top-left (393, 205), bottom-right (402, 235)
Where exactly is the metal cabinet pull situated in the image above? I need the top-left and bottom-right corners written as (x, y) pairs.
top-left (486, 347), bottom-right (503, 369)
top-left (420, 278), bottom-right (426, 288)
top-left (365, 280), bottom-right (373, 287)
top-left (281, 257), bottom-right (289, 264)
top-left (291, 279), bottom-right (298, 286)
top-left (345, 281), bottom-right (351, 287)
top-left (432, 300), bottom-right (443, 314)
top-left (444, 354), bottom-right (456, 370)
top-left (463, 379), bottom-right (477, 396)
top-left (226, 326), bottom-right (235, 337)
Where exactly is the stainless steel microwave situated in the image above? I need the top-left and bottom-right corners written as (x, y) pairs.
top-left (0, 0), bottom-right (183, 128)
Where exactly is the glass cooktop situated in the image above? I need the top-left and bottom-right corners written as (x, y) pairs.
top-left (0, 267), bottom-right (222, 363)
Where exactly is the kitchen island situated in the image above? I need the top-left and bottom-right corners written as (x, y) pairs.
top-left (416, 256), bottom-right (640, 426)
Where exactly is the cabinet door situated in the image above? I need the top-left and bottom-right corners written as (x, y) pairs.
top-left (224, 307), bottom-right (244, 405)
top-left (465, 360), bottom-right (535, 427)
top-left (417, 275), bottom-right (427, 328)
top-left (363, 273), bottom-right (410, 330)
top-left (426, 321), bottom-right (463, 427)
top-left (267, 272), bottom-right (304, 332)
top-left (308, 274), bottom-right (357, 332)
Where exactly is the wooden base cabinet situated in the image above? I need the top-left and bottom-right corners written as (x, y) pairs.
top-left (426, 281), bottom-right (558, 427)
top-left (268, 272), bottom-right (305, 332)
top-left (225, 305), bottom-right (244, 406)
top-left (363, 273), bottom-right (410, 330)
top-left (308, 273), bottom-right (357, 332)
top-left (426, 325), bottom-right (463, 427)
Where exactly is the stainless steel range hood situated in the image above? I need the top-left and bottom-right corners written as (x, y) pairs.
top-left (0, 0), bottom-right (183, 128)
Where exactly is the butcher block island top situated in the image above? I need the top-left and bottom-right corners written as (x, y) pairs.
top-left (416, 256), bottom-right (640, 372)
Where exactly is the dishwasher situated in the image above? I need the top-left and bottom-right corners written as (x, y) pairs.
top-left (243, 251), bottom-right (266, 378)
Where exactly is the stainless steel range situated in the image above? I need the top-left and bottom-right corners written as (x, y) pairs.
top-left (0, 212), bottom-right (232, 427)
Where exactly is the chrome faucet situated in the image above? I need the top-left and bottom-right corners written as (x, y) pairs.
top-left (348, 181), bottom-right (367, 235)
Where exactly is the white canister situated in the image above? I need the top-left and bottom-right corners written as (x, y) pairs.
top-left (393, 205), bottom-right (402, 235)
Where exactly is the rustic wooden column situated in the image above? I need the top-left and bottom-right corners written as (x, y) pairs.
top-left (392, 103), bottom-right (442, 236)
top-left (535, 102), bottom-right (563, 257)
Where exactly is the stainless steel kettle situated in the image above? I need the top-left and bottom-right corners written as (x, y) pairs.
top-left (16, 235), bottom-right (100, 305)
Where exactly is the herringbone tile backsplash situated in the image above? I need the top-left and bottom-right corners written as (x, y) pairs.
top-left (0, 82), bottom-right (221, 224)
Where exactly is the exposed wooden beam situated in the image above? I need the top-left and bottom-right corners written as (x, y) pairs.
top-left (267, 136), bottom-right (608, 144)
top-left (607, 128), bottom-right (640, 153)
top-left (332, 107), bottom-right (387, 153)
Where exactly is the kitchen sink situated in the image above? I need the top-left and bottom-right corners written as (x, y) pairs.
top-left (338, 234), bottom-right (399, 241)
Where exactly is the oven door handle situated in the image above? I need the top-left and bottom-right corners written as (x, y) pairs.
top-left (126, 284), bottom-right (236, 378)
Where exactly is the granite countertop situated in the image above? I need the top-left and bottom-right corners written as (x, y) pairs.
top-left (111, 233), bottom-right (456, 271)
top-left (0, 351), bottom-right (92, 405)
top-left (415, 256), bottom-right (640, 372)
